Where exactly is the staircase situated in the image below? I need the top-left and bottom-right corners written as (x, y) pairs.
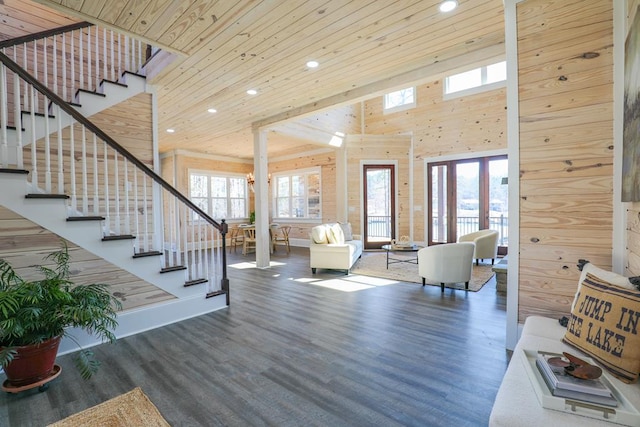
top-left (0, 23), bottom-right (229, 352)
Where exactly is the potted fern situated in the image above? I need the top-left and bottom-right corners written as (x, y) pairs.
top-left (0, 241), bottom-right (121, 388)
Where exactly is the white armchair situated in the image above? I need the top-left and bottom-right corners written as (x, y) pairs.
top-left (458, 229), bottom-right (499, 265)
top-left (418, 242), bottom-right (475, 292)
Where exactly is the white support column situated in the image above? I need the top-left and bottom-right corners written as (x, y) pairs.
top-left (505, 0), bottom-right (522, 351)
top-left (253, 129), bottom-right (271, 268)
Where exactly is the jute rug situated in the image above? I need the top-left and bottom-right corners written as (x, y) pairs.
top-left (47, 387), bottom-right (170, 427)
top-left (351, 251), bottom-right (495, 291)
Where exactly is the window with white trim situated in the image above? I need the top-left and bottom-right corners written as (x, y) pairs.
top-left (383, 87), bottom-right (416, 113)
top-left (189, 171), bottom-right (248, 220)
top-left (273, 169), bottom-right (321, 219)
top-left (444, 61), bottom-right (506, 97)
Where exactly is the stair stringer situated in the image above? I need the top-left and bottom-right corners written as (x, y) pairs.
top-left (0, 172), bottom-right (209, 300)
top-left (0, 172), bottom-right (228, 355)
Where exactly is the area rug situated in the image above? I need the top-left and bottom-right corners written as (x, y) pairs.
top-left (351, 251), bottom-right (495, 291)
top-left (47, 387), bottom-right (169, 427)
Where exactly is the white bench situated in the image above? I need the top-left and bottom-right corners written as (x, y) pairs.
top-left (490, 316), bottom-right (640, 426)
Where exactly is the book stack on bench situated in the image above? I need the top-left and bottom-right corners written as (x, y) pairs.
top-left (535, 352), bottom-right (618, 407)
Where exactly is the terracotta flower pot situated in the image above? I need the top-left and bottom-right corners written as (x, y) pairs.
top-left (2, 336), bottom-right (62, 387)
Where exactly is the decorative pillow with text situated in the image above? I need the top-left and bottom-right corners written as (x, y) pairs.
top-left (564, 272), bottom-right (640, 383)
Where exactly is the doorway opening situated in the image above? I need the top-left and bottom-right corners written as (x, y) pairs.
top-left (363, 164), bottom-right (395, 249)
top-left (427, 155), bottom-right (508, 253)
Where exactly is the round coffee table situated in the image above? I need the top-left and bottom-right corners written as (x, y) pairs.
top-left (381, 244), bottom-right (423, 269)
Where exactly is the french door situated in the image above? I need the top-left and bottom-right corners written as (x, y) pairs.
top-left (363, 164), bottom-right (395, 249)
top-left (427, 155), bottom-right (508, 251)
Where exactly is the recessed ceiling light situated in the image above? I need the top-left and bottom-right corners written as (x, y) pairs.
top-left (439, 0), bottom-right (458, 13)
top-left (306, 60), bottom-right (319, 68)
top-left (207, 108), bottom-right (217, 113)
top-left (247, 89), bottom-right (258, 95)
top-left (166, 128), bottom-right (175, 133)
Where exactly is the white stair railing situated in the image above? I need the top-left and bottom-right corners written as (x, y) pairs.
top-left (0, 22), bottom-right (146, 119)
top-left (0, 36), bottom-right (229, 301)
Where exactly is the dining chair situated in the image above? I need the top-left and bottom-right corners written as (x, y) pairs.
top-left (242, 226), bottom-right (257, 255)
top-left (228, 227), bottom-right (244, 252)
top-left (272, 225), bottom-right (291, 253)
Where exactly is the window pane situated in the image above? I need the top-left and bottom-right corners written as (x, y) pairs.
top-left (292, 175), bottom-right (305, 196)
top-left (230, 199), bottom-right (245, 218)
top-left (431, 165), bottom-right (447, 243)
top-left (212, 198), bottom-right (227, 219)
top-left (277, 198), bottom-right (290, 217)
top-left (190, 175), bottom-right (208, 197)
top-left (456, 162), bottom-right (480, 236)
top-left (384, 87), bottom-right (415, 109)
top-left (211, 177), bottom-right (227, 197)
top-left (193, 197), bottom-right (208, 214)
top-left (486, 61), bottom-right (506, 84)
top-left (293, 197), bottom-right (306, 217)
top-left (277, 176), bottom-right (289, 196)
top-left (447, 68), bottom-right (481, 93)
top-left (229, 177), bottom-right (245, 197)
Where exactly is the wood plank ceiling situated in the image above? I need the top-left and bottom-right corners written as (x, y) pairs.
top-left (10, 0), bottom-right (505, 159)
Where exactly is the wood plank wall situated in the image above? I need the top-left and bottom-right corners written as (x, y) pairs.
top-left (516, 0), bottom-right (614, 321)
top-left (0, 206), bottom-right (174, 311)
top-left (269, 151), bottom-right (338, 241)
top-left (345, 135), bottom-right (412, 239)
top-left (363, 79), bottom-right (508, 242)
top-left (163, 149), bottom-right (339, 244)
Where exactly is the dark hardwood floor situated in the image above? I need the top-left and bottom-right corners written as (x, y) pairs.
top-left (0, 247), bottom-right (508, 426)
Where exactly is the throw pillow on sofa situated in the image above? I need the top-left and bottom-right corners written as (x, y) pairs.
top-left (339, 222), bottom-right (353, 241)
top-left (327, 223), bottom-right (345, 244)
top-left (311, 225), bottom-right (328, 244)
top-left (564, 272), bottom-right (640, 383)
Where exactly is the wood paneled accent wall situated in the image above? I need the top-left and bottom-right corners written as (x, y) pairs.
top-left (363, 79), bottom-right (507, 242)
top-left (516, 0), bottom-right (614, 321)
top-left (0, 206), bottom-right (174, 311)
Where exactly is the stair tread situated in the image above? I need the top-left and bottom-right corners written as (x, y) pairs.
top-left (25, 193), bottom-right (69, 199)
top-left (100, 78), bottom-right (128, 88)
top-left (160, 265), bottom-right (187, 273)
top-left (76, 88), bottom-right (106, 97)
top-left (67, 216), bottom-right (105, 221)
top-left (122, 70), bottom-right (146, 79)
top-left (133, 251), bottom-right (163, 258)
top-left (184, 278), bottom-right (208, 287)
top-left (0, 169), bottom-right (29, 175)
top-left (21, 110), bottom-right (54, 118)
top-left (102, 235), bottom-right (136, 241)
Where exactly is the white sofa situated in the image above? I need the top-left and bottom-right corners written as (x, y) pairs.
top-left (309, 223), bottom-right (362, 274)
top-left (490, 315), bottom-right (640, 426)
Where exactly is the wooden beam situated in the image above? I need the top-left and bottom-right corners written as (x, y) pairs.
top-left (253, 44), bottom-right (505, 131)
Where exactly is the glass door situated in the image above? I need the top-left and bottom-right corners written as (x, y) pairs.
top-left (456, 161), bottom-right (480, 238)
top-left (428, 155), bottom-right (508, 248)
top-left (429, 164), bottom-right (449, 243)
top-left (363, 165), bottom-right (395, 249)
